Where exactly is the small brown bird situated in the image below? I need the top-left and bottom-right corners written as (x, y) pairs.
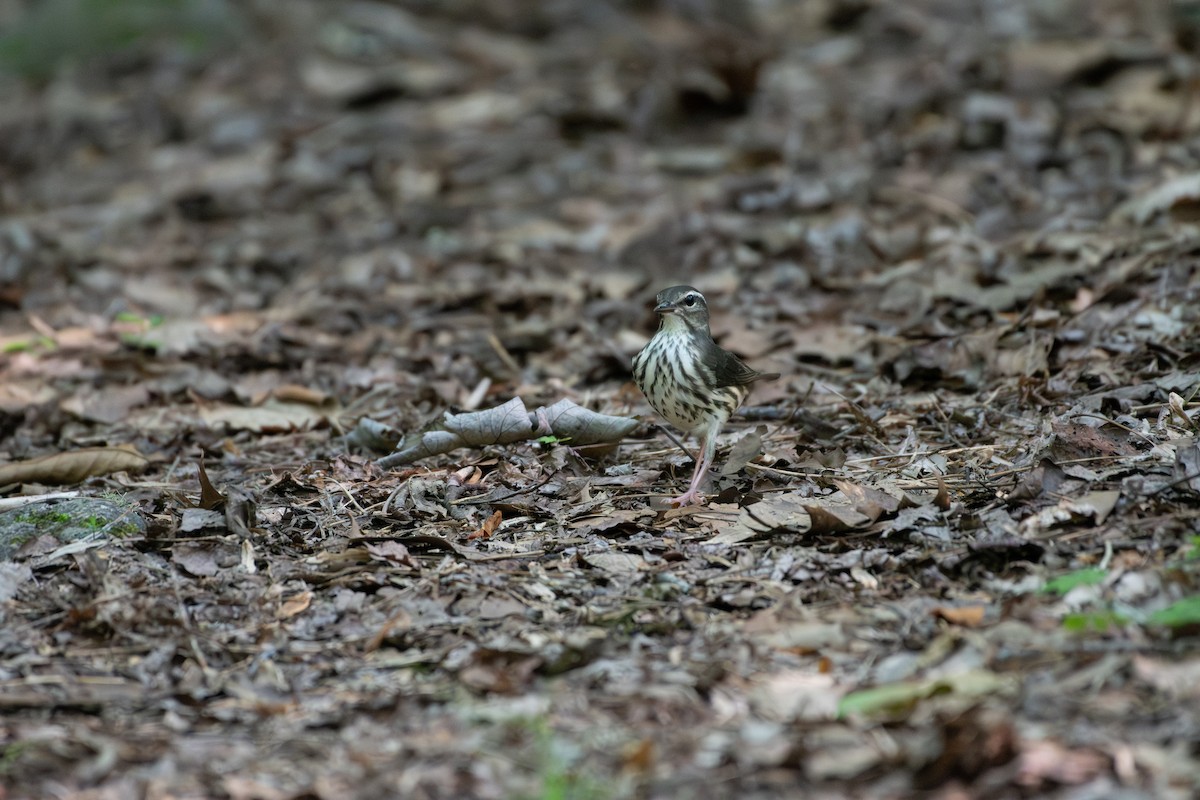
top-left (633, 285), bottom-right (779, 507)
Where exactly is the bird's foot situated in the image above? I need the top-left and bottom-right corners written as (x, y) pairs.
top-left (667, 488), bottom-right (707, 508)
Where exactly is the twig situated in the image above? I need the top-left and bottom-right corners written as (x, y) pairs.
top-left (0, 491), bottom-right (81, 509)
top-left (1069, 413), bottom-right (1159, 448)
top-left (450, 474), bottom-right (557, 505)
top-left (654, 423), bottom-right (694, 460)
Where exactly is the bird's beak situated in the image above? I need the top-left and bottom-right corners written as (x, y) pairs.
top-left (654, 301), bottom-right (676, 314)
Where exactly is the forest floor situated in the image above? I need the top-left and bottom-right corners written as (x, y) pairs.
top-left (1, 1), bottom-right (1199, 798)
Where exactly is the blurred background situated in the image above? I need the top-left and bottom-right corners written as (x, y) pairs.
top-left (0, 0), bottom-right (1194, 406)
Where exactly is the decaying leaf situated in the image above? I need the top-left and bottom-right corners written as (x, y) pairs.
top-left (378, 397), bottom-right (638, 467)
top-left (832, 478), bottom-right (911, 520)
top-left (749, 671), bottom-right (841, 722)
top-left (1114, 172), bottom-right (1200, 225)
top-left (344, 417), bottom-right (401, 452)
top-left (1173, 442), bottom-right (1200, 494)
top-left (180, 508), bottom-right (225, 534)
top-left (717, 425), bottom-right (767, 476)
top-left (838, 670), bottom-right (1013, 720)
top-left (0, 381), bottom-right (57, 413)
top-left (931, 605), bottom-right (988, 627)
top-left (224, 487), bottom-right (258, 538)
top-left (0, 446), bottom-right (149, 486)
top-left (537, 398), bottom-right (641, 444)
top-left (196, 461), bottom-right (225, 510)
top-left (713, 491), bottom-right (815, 544)
top-left (364, 540), bottom-right (419, 569)
top-left (198, 398), bottom-right (330, 433)
top-left (1018, 489), bottom-right (1122, 535)
top-left (582, 551), bottom-right (650, 575)
top-left (468, 509), bottom-right (503, 540)
top-left (172, 542), bottom-right (222, 577)
top-left (0, 562), bottom-right (33, 602)
top-left (804, 503), bottom-right (872, 534)
top-left (60, 384), bottom-right (151, 424)
top-left (276, 590), bottom-right (313, 619)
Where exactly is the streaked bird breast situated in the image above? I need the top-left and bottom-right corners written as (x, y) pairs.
top-left (633, 330), bottom-right (748, 435)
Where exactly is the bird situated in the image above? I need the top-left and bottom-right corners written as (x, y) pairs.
top-left (632, 285), bottom-right (779, 507)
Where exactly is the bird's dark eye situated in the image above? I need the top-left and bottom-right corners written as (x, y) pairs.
top-left (683, 294), bottom-right (698, 307)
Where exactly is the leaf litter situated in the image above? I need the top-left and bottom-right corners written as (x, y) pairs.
top-left (0, 1), bottom-right (1199, 798)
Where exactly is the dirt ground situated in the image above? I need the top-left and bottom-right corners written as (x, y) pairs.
top-left (1, 1), bottom-right (1199, 798)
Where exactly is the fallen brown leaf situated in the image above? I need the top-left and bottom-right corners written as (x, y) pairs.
top-left (276, 591), bottom-right (313, 619)
top-left (0, 446), bottom-right (149, 486)
top-left (932, 605), bottom-right (988, 627)
top-left (468, 509), bottom-right (503, 540)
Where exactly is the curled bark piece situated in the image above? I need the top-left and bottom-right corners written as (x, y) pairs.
top-left (536, 398), bottom-right (639, 445)
top-left (377, 398), bottom-right (639, 467)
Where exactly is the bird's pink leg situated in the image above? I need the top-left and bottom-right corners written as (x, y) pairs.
top-left (669, 435), bottom-right (716, 507)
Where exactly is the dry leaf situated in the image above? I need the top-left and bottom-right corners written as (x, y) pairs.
top-left (621, 739), bottom-right (656, 774)
top-left (276, 591), bottom-right (313, 620)
top-left (833, 479), bottom-right (906, 520)
top-left (60, 384), bottom-right (151, 424)
top-left (932, 605), bottom-right (988, 627)
top-left (536, 398), bottom-right (641, 445)
top-left (197, 461), bottom-right (225, 510)
top-left (469, 509), bottom-right (503, 540)
top-left (0, 562), bottom-right (34, 602)
top-left (582, 552), bottom-right (650, 575)
top-left (717, 425), bottom-right (767, 477)
top-left (804, 503), bottom-right (872, 534)
top-left (272, 384), bottom-right (329, 405)
top-left (379, 397), bottom-right (638, 467)
top-left (0, 380), bottom-right (57, 413)
top-left (934, 478), bottom-right (951, 510)
top-left (172, 543), bottom-right (221, 577)
top-left (365, 540), bottom-right (418, 569)
top-left (0, 446), bottom-right (149, 486)
top-left (199, 399), bottom-right (329, 433)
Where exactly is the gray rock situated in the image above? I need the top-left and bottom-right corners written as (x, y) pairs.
top-left (0, 497), bottom-right (145, 560)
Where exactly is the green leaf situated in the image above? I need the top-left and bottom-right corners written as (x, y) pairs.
top-left (1061, 610), bottom-right (1126, 632)
top-left (837, 671), bottom-right (1008, 719)
top-left (1185, 536), bottom-right (1200, 561)
top-left (2, 337), bottom-right (55, 353)
top-left (1147, 596), bottom-right (1200, 628)
top-left (115, 312), bottom-right (163, 327)
top-left (837, 681), bottom-right (938, 718)
top-left (1042, 568), bottom-right (1107, 596)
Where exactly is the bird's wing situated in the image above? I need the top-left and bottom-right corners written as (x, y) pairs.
top-left (701, 337), bottom-right (778, 387)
